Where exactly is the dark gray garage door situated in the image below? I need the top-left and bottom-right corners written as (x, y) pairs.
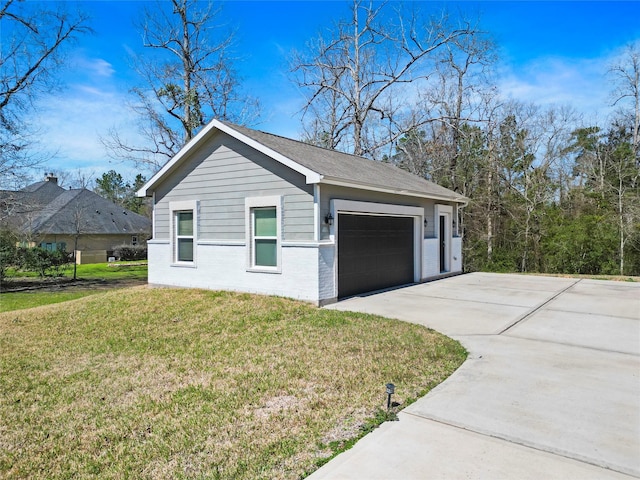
top-left (338, 214), bottom-right (414, 298)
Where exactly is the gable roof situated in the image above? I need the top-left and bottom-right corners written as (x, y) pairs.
top-left (138, 119), bottom-right (468, 204)
top-left (2, 178), bottom-right (151, 237)
top-left (0, 180), bottom-right (66, 218)
top-left (20, 179), bottom-right (66, 202)
top-left (22, 188), bottom-right (151, 235)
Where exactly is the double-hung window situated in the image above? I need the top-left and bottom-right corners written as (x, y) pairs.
top-left (253, 207), bottom-right (277, 267)
top-left (246, 196), bottom-right (281, 272)
top-left (175, 211), bottom-right (194, 262)
top-left (170, 200), bottom-right (198, 265)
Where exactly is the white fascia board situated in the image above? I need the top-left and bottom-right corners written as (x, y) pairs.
top-left (320, 177), bottom-right (469, 204)
top-left (136, 119), bottom-right (322, 197)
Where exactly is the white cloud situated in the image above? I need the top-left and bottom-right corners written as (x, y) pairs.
top-left (76, 57), bottom-right (116, 79)
top-left (32, 53), bottom-right (148, 180)
top-left (30, 42), bottom-right (638, 185)
top-left (496, 51), bottom-right (620, 125)
top-left (38, 88), bottom-right (127, 162)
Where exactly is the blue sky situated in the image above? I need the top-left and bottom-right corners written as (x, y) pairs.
top-left (23, 0), bottom-right (640, 182)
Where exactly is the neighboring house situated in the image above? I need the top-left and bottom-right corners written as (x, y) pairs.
top-left (138, 120), bottom-right (468, 305)
top-left (0, 175), bottom-right (151, 264)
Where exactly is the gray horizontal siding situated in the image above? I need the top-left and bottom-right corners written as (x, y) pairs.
top-left (154, 132), bottom-right (314, 241)
top-left (283, 194), bottom-right (314, 240)
top-left (319, 184), bottom-right (439, 240)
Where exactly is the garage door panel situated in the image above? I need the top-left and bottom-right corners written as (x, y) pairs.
top-left (338, 214), bottom-right (414, 298)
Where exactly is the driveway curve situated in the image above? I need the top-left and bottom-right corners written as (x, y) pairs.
top-left (309, 273), bottom-right (640, 479)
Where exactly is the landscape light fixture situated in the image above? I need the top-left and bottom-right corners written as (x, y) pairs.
top-left (386, 383), bottom-right (395, 410)
top-left (324, 212), bottom-right (334, 226)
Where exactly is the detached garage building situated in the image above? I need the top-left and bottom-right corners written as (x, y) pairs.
top-left (138, 120), bottom-right (467, 305)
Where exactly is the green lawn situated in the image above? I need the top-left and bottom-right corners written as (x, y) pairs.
top-left (0, 288), bottom-right (466, 479)
top-left (71, 261), bottom-right (148, 281)
top-left (1, 262), bottom-right (148, 312)
top-left (0, 290), bottom-right (97, 312)
top-left (4, 260), bottom-right (148, 282)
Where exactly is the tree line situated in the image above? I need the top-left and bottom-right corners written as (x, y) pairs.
top-left (1, 0), bottom-right (638, 275)
top-left (290, 1), bottom-right (639, 276)
top-left (391, 107), bottom-right (639, 275)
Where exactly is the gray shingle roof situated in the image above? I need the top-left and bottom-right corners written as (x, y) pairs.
top-left (23, 188), bottom-right (151, 235)
top-left (20, 180), bottom-right (66, 203)
top-left (1, 181), bottom-right (66, 216)
top-left (140, 119), bottom-right (468, 203)
top-left (222, 121), bottom-right (466, 202)
top-left (2, 179), bottom-right (151, 237)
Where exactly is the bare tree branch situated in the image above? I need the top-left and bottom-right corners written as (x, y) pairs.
top-left (0, 1), bottom-right (90, 187)
top-left (609, 42), bottom-right (640, 157)
top-left (103, 0), bottom-right (260, 171)
top-left (291, 0), bottom-right (478, 159)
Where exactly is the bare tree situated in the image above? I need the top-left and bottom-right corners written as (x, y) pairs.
top-left (103, 0), bottom-right (260, 171)
top-left (477, 96), bottom-right (505, 266)
top-left (603, 123), bottom-right (640, 275)
top-left (0, 0), bottom-right (90, 187)
top-left (392, 127), bottom-right (434, 178)
top-left (291, 0), bottom-right (476, 159)
top-left (423, 29), bottom-right (496, 190)
top-left (458, 101), bottom-right (576, 272)
top-left (608, 44), bottom-right (640, 274)
top-left (43, 169), bottom-right (95, 190)
top-left (609, 43), bottom-right (640, 157)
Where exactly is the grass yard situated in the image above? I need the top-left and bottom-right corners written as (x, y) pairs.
top-left (1, 262), bottom-right (148, 312)
top-left (73, 261), bottom-right (148, 281)
top-left (0, 290), bottom-right (96, 312)
top-left (0, 288), bottom-right (466, 479)
top-left (3, 260), bottom-right (148, 283)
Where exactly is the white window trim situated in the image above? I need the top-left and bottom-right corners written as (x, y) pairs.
top-left (169, 200), bottom-right (199, 267)
top-left (245, 195), bottom-right (282, 273)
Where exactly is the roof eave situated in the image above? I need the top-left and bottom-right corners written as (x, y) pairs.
top-left (319, 177), bottom-right (469, 204)
top-left (137, 120), bottom-right (322, 197)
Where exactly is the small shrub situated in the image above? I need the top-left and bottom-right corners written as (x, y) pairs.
top-left (16, 247), bottom-right (71, 278)
top-left (0, 230), bottom-right (18, 283)
top-left (48, 249), bottom-right (72, 277)
top-left (113, 244), bottom-right (147, 261)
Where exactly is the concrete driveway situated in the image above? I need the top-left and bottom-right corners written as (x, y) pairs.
top-left (309, 273), bottom-right (640, 479)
